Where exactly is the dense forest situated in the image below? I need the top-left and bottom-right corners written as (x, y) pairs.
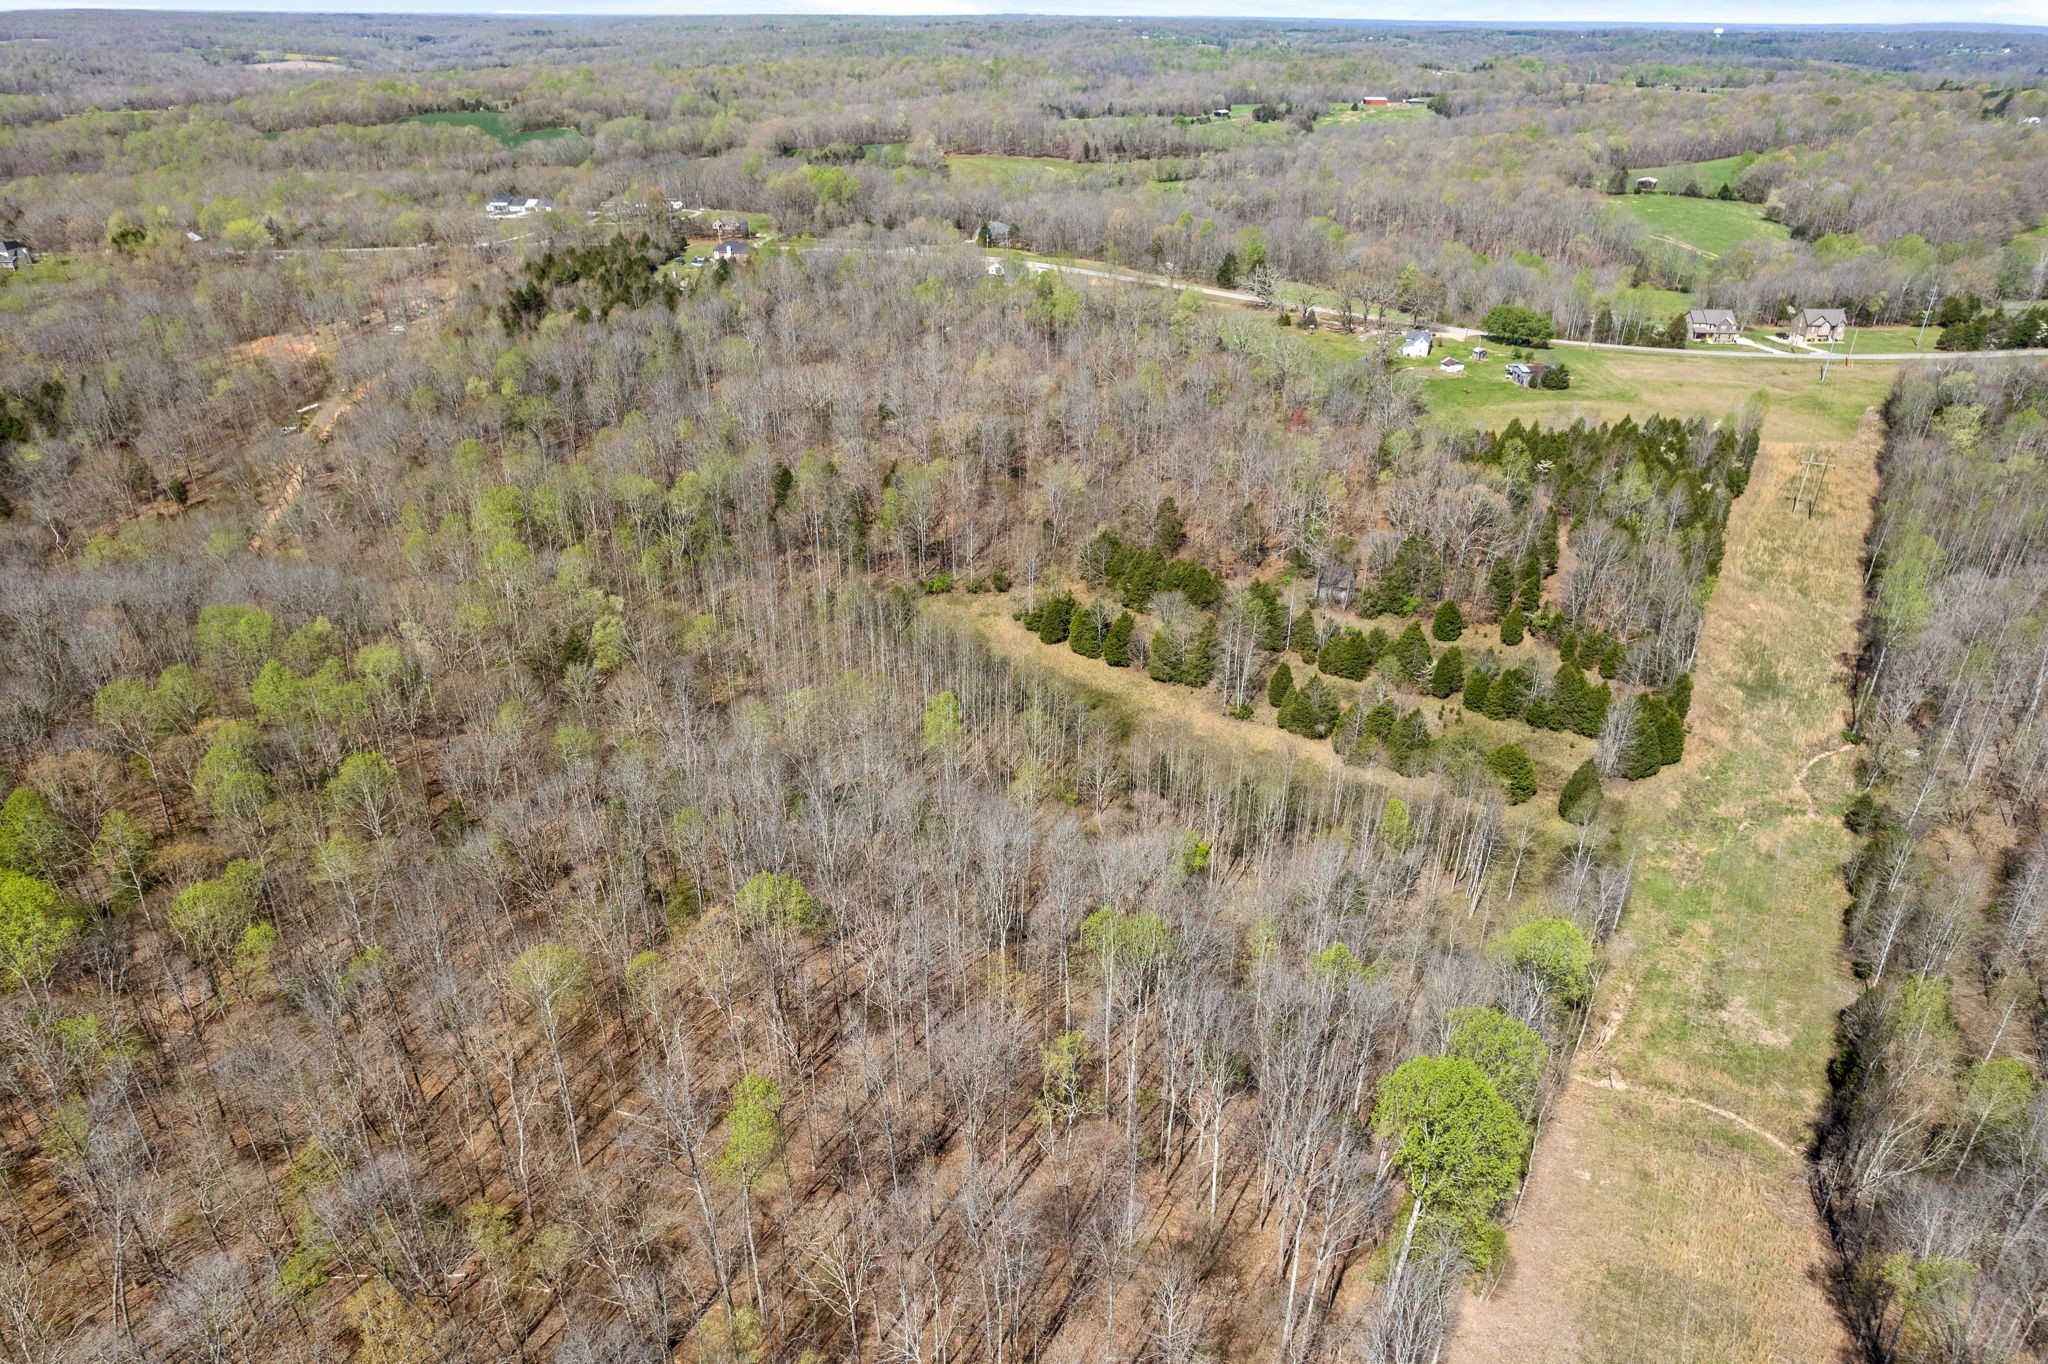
top-left (1823, 358), bottom-right (2048, 1362)
top-left (1, 12), bottom-right (2047, 1364)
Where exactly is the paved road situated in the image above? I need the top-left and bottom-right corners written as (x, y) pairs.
top-left (1033, 258), bottom-right (2045, 361)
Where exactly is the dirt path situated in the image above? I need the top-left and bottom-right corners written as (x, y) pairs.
top-left (1449, 416), bottom-right (1881, 1364)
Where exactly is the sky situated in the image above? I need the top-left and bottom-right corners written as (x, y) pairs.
top-left (1, 0), bottom-right (2043, 24)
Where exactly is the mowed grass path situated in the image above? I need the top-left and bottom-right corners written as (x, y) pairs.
top-left (1449, 421), bottom-right (1876, 1364)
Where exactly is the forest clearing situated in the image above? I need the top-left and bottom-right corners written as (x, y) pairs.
top-left (1451, 417), bottom-right (1880, 1363)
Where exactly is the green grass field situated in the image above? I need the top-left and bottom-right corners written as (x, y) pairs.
top-left (405, 110), bottom-right (572, 147)
top-left (1631, 152), bottom-right (1760, 195)
top-left (947, 154), bottom-right (1108, 187)
top-left (1613, 194), bottom-right (1790, 258)
top-left (1414, 344), bottom-right (1895, 442)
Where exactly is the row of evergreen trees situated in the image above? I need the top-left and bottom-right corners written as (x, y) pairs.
top-left (1078, 515), bottom-right (1225, 613)
top-left (1021, 592), bottom-right (1219, 688)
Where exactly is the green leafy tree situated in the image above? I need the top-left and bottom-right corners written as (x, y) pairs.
top-left (0, 788), bottom-right (74, 879)
top-left (1443, 1006), bottom-right (1547, 1118)
top-left (720, 1069), bottom-right (785, 1308)
top-left (1432, 600), bottom-right (1466, 642)
top-left (91, 810), bottom-right (153, 908)
top-left (1502, 917), bottom-right (1594, 1006)
top-left (1035, 1029), bottom-right (1100, 1143)
top-left (169, 859), bottom-right (263, 967)
top-left (735, 872), bottom-right (824, 933)
top-left (195, 604), bottom-right (277, 681)
top-left (1480, 304), bottom-right (1555, 348)
top-left (1487, 744), bottom-right (1538, 804)
top-left (0, 871), bottom-right (84, 994)
top-left (1375, 1056), bottom-right (1527, 1268)
top-left (328, 752), bottom-right (402, 839)
top-left (1558, 758), bottom-right (1603, 826)
top-left (921, 691), bottom-right (962, 754)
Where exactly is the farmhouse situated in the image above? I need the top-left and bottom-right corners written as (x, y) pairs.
top-left (1685, 308), bottom-right (1741, 344)
top-left (1400, 328), bottom-right (1434, 358)
top-left (711, 215), bottom-right (752, 238)
top-left (1793, 307), bottom-right (1848, 343)
top-left (1635, 176), bottom-right (1659, 192)
top-left (1505, 362), bottom-right (1552, 388)
top-left (0, 240), bottom-right (31, 270)
top-left (485, 195), bottom-right (553, 219)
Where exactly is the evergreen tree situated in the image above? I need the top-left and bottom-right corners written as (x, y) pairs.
top-left (1386, 710), bottom-right (1433, 775)
top-left (1069, 606), bottom-right (1103, 658)
top-left (1249, 581), bottom-right (1287, 651)
top-left (1147, 629), bottom-right (1183, 682)
top-left (1619, 696), bottom-right (1668, 780)
top-left (1103, 612), bottom-right (1135, 667)
top-left (1312, 678), bottom-right (1343, 735)
top-left (1499, 606), bottom-right (1526, 647)
top-left (1292, 609), bottom-right (1319, 661)
top-left (1488, 744), bottom-right (1538, 804)
top-left (1153, 496), bottom-right (1186, 554)
top-left (1277, 679), bottom-right (1336, 739)
top-left (1462, 669), bottom-right (1493, 712)
top-left (1362, 627), bottom-right (1390, 672)
top-left (1363, 699), bottom-right (1397, 742)
top-left (1597, 640), bottom-right (1624, 679)
top-left (1215, 250), bottom-right (1240, 290)
top-left (1319, 627), bottom-right (1371, 680)
top-left (1556, 633), bottom-right (1578, 668)
top-left (1657, 699), bottom-right (1687, 765)
top-left (1487, 667), bottom-right (1530, 720)
top-left (1268, 660), bottom-right (1295, 708)
top-left (1667, 672), bottom-right (1694, 719)
top-left (1558, 759), bottom-right (1603, 826)
top-left (1393, 622), bottom-right (1434, 685)
top-left (1429, 647), bottom-right (1465, 699)
top-left (1432, 600), bottom-right (1466, 642)
top-left (1036, 594), bottom-right (1076, 645)
top-left (1487, 561), bottom-right (1516, 617)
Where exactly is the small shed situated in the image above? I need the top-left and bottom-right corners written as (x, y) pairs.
top-left (1506, 362), bottom-right (1553, 388)
top-left (0, 240), bottom-right (31, 270)
top-left (1438, 356), bottom-right (1466, 374)
top-left (1314, 564), bottom-right (1358, 609)
top-left (1635, 176), bottom-right (1660, 192)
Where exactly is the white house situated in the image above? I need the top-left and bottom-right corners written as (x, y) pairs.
top-left (1400, 328), bottom-right (1433, 358)
top-left (984, 258), bottom-right (1005, 276)
top-left (485, 195), bottom-right (554, 219)
top-left (0, 240), bottom-right (31, 270)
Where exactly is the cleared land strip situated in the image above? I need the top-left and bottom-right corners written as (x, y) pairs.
top-left (1448, 418), bottom-right (1880, 1364)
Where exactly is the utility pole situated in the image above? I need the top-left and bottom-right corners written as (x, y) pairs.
top-left (1788, 449), bottom-right (1836, 517)
top-left (1916, 286), bottom-right (1941, 348)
